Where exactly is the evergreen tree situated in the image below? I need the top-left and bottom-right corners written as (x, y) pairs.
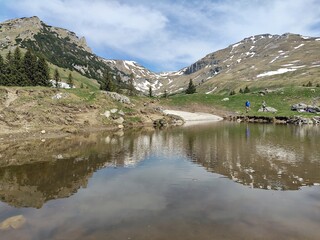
top-left (149, 86), bottom-right (153, 98)
top-left (35, 56), bottom-right (50, 86)
top-left (230, 90), bottom-right (236, 96)
top-left (101, 71), bottom-right (114, 92)
top-left (185, 79), bottom-right (196, 94)
top-left (116, 74), bottom-right (121, 84)
top-left (12, 47), bottom-right (25, 86)
top-left (67, 72), bottom-right (74, 88)
top-left (239, 88), bottom-right (244, 94)
top-left (5, 51), bottom-right (14, 85)
top-left (0, 55), bottom-right (5, 85)
top-left (306, 81), bottom-right (313, 87)
top-left (54, 68), bottom-right (61, 88)
top-left (244, 85), bottom-right (250, 93)
top-left (128, 73), bottom-right (135, 96)
top-left (23, 49), bottom-right (37, 85)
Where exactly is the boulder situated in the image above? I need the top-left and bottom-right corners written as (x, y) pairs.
top-left (102, 110), bottom-right (110, 118)
top-left (258, 107), bottom-right (277, 113)
top-left (104, 91), bottom-right (131, 104)
top-left (113, 117), bottom-right (124, 124)
top-left (110, 109), bottom-right (118, 114)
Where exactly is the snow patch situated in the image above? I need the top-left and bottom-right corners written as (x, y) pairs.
top-left (294, 44), bottom-right (304, 49)
top-left (270, 56), bottom-right (280, 63)
top-left (206, 87), bottom-right (217, 94)
top-left (316, 38), bottom-right (320, 41)
top-left (257, 68), bottom-right (297, 78)
top-left (50, 80), bottom-right (74, 89)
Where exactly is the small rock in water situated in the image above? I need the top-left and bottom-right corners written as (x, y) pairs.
top-left (0, 215), bottom-right (26, 230)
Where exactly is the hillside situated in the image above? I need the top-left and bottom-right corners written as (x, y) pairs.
top-left (1, 17), bottom-right (319, 96)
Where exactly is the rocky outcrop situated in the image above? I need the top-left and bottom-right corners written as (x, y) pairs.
top-left (104, 91), bottom-right (131, 104)
top-left (291, 103), bottom-right (320, 113)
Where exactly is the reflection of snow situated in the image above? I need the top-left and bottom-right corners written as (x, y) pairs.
top-left (256, 145), bottom-right (298, 163)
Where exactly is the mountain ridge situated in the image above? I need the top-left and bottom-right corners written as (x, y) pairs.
top-left (1, 16), bottom-right (319, 95)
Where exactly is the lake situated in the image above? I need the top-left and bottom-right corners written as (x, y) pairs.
top-left (0, 122), bottom-right (319, 239)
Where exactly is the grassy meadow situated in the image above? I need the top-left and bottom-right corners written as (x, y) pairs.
top-left (161, 86), bottom-right (320, 117)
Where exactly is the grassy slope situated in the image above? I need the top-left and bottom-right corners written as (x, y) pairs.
top-left (48, 63), bottom-right (100, 91)
top-left (162, 86), bottom-right (320, 117)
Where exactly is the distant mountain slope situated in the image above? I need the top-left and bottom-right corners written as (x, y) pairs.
top-left (0, 17), bottom-right (126, 85)
top-left (170, 33), bottom-right (320, 94)
top-left (1, 17), bottom-right (319, 95)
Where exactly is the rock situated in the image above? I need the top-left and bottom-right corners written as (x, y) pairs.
top-left (221, 98), bottom-right (229, 101)
top-left (287, 116), bottom-right (313, 125)
top-left (291, 103), bottom-right (308, 111)
top-left (118, 110), bottom-right (125, 116)
top-left (118, 125), bottom-right (124, 129)
top-left (0, 215), bottom-right (26, 230)
top-left (52, 92), bottom-right (68, 100)
top-left (313, 116), bottom-right (320, 124)
top-left (153, 118), bottom-right (167, 127)
top-left (103, 110), bottom-right (110, 118)
top-left (104, 91), bottom-right (131, 104)
top-left (41, 130), bottom-right (46, 134)
top-left (113, 117), bottom-right (124, 124)
top-left (110, 109), bottom-right (118, 114)
top-left (63, 126), bottom-right (78, 133)
top-left (291, 103), bottom-right (320, 113)
top-left (258, 107), bottom-right (277, 113)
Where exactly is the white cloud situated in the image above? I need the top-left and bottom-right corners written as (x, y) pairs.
top-left (2, 0), bottom-right (320, 71)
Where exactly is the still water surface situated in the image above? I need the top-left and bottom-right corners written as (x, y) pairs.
top-left (0, 123), bottom-right (319, 239)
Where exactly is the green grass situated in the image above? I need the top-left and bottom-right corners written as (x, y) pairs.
top-left (48, 63), bottom-right (100, 91)
top-left (162, 86), bottom-right (320, 117)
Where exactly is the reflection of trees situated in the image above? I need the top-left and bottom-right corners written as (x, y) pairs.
top-left (0, 130), bottom-right (155, 208)
top-left (178, 123), bottom-right (320, 190)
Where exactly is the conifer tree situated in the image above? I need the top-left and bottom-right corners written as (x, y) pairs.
top-left (0, 55), bottom-right (5, 85)
top-left (5, 51), bottom-right (14, 85)
top-left (12, 47), bottom-right (24, 86)
top-left (23, 49), bottom-right (37, 85)
top-left (35, 56), bottom-right (50, 86)
top-left (128, 73), bottom-right (135, 96)
top-left (149, 86), bottom-right (153, 98)
top-left (185, 79), bottom-right (196, 94)
top-left (67, 72), bottom-right (74, 88)
top-left (54, 68), bottom-right (61, 88)
top-left (244, 85), bottom-right (250, 93)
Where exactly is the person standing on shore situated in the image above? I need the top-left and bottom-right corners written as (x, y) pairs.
top-left (262, 100), bottom-right (267, 112)
top-left (245, 100), bottom-right (250, 113)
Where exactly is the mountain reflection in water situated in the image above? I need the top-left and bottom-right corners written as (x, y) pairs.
top-left (0, 123), bottom-right (319, 209)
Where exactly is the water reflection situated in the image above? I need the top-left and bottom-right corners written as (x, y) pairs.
top-left (0, 123), bottom-right (319, 209)
top-left (180, 123), bottom-right (320, 190)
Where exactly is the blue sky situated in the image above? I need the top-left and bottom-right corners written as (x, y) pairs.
top-left (0, 0), bottom-right (319, 72)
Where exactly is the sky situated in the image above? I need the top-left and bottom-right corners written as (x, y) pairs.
top-left (0, 0), bottom-right (319, 72)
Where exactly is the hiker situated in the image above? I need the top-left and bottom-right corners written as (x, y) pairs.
top-left (262, 101), bottom-right (267, 111)
top-left (245, 100), bottom-right (250, 113)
